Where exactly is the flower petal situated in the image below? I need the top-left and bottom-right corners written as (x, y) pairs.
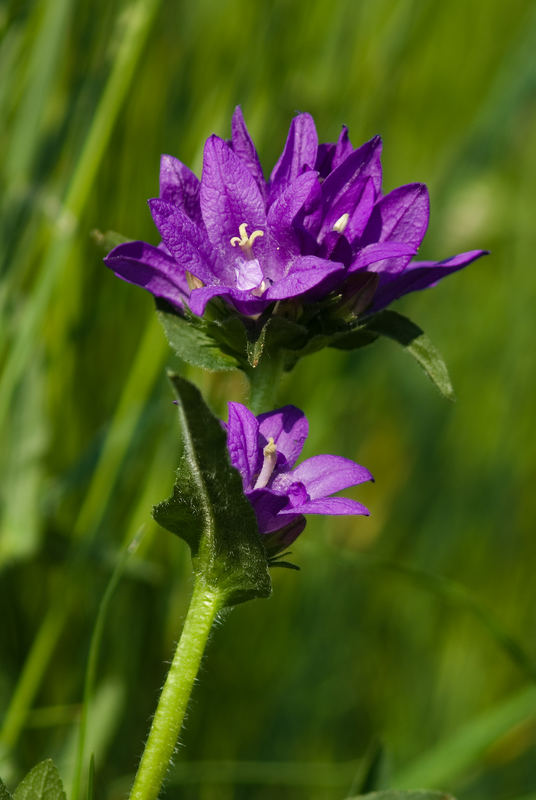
top-left (104, 240), bottom-right (187, 308)
top-left (315, 126), bottom-right (353, 178)
top-left (345, 177), bottom-right (376, 243)
top-left (266, 171), bottom-right (319, 261)
top-left (200, 135), bottom-right (266, 250)
top-left (265, 256), bottom-right (345, 301)
top-left (227, 402), bottom-right (261, 489)
top-left (148, 198), bottom-right (215, 284)
top-left (231, 106), bottom-right (265, 196)
top-left (272, 454), bottom-right (373, 498)
top-left (279, 497), bottom-right (370, 516)
top-left (332, 125), bottom-right (354, 169)
top-left (159, 154), bottom-right (201, 223)
top-left (370, 249), bottom-right (489, 312)
top-left (321, 135), bottom-right (383, 214)
top-left (349, 241), bottom-right (417, 273)
top-left (269, 113), bottom-right (318, 196)
top-left (377, 183), bottom-right (430, 244)
top-left (361, 183), bottom-right (429, 274)
top-left (246, 488), bottom-right (292, 534)
top-left (257, 405), bottom-right (308, 470)
top-left (263, 516), bottom-right (307, 551)
top-left (188, 285), bottom-right (268, 317)
top-left (315, 142), bottom-right (335, 178)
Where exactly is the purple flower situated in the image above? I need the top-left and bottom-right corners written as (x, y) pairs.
top-left (104, 108), bottom-right (487, 319)
top-left (301, 134), bottom-right (488, 312)
top-left (225, 402), bottom-right (373, 554)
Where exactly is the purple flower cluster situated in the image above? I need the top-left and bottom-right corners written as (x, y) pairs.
top-left (225, 402), bottom-right (373, 550)
top-left (105, 108), bottom-right (486, 318)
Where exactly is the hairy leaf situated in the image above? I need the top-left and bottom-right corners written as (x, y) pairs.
top-left (153, 374), bottom-right (271, 606)
top-left (0, 779), bottom-right (13, 800)
top-left (364, 310), bottom-right (455, 400)
top-left (246, 315), bottom-right (308, 368)
top-left (157, 307), bottom-right (242, 371)
top-left (13, 760), bottom-right (66, 800)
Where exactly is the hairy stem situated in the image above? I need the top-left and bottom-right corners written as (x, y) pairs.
top-left (129, 581), bottom-right (223, 800)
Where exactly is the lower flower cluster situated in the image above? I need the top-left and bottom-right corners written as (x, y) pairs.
top-left (225, 402), bottom-right (373, 554)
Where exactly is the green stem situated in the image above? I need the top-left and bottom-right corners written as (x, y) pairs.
top-left (129, 580), bottom-right (223, 800)
top-left (247, 349), bottom-right (285, 415)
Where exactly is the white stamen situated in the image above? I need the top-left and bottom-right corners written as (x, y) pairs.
top-left (253, 437), bottom-right (277, 489)
top-left (332, 213), bottom-right (350, 234)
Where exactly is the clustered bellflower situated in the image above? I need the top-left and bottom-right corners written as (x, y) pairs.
top-left (225, 402), bottom-right (373, 554)
top-left (104, 107), bottom-right (487, 318)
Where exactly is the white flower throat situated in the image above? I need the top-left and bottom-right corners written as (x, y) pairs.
top-left (230, 223), bottom-right (267, 296)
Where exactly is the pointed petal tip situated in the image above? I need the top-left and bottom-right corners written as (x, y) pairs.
top-left (148, 196), bottom-right (165, 212)
top-left (204, 133), bottom-right (226, 155)
top-left (292, 110), bottom-right (314, 122)
top-left (405, 181), bottom-right (428, 195)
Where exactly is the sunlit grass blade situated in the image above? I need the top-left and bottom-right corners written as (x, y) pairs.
top-left (71, 535), bottom-right (139, 800)
top-left (3, 0), bottom-right (72, 190)
top-left (392, 685), bottom-right (536, 789)
top-left (0, 0), bottom-right (161, 427)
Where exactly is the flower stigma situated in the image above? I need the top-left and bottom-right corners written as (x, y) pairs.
top-left (230, 223), bottom-right (264, 257)
top-left (253, 437), bottom-right (278, 489)
top-left (332, 213), bottom-right (350, 234)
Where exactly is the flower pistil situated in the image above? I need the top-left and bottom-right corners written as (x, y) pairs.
top-left (253, 436), bottom-right (278, 489)
top-left (231, 223), bottom-right (267, 295)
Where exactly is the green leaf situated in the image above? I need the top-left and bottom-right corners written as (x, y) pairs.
top-left (348, 792), bottom-right (454, 800)
top-left (391, 685), bottom-right (536, 790)
top-left (157, 306), bottom-right (242, 371)
top-left (328, 327), bottom-right (379, 351)
top-left (0, 779), bottom-right (13, 800)
top-left (153, 374), bottom-right (271, 606)
top-left (246, 315), bottom-right (308, 368)
top-left (206, 315), bottom-right (249, 365)
top-left (13, 760), bottom-right (66, 800)
top-left (364, 310), bottom-right (455, 400)
top-left (246, 320), bottom-right (267, 367)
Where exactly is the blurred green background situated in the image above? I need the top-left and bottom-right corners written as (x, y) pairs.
top-left (1, 0), bottom-right (536, 798)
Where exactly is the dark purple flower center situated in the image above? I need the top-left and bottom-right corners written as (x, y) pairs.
top-left (285, 482), bottom-right (310, 507)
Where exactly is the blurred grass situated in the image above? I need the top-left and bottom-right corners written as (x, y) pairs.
top-left (1, 0), bottom-right (536, 798)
